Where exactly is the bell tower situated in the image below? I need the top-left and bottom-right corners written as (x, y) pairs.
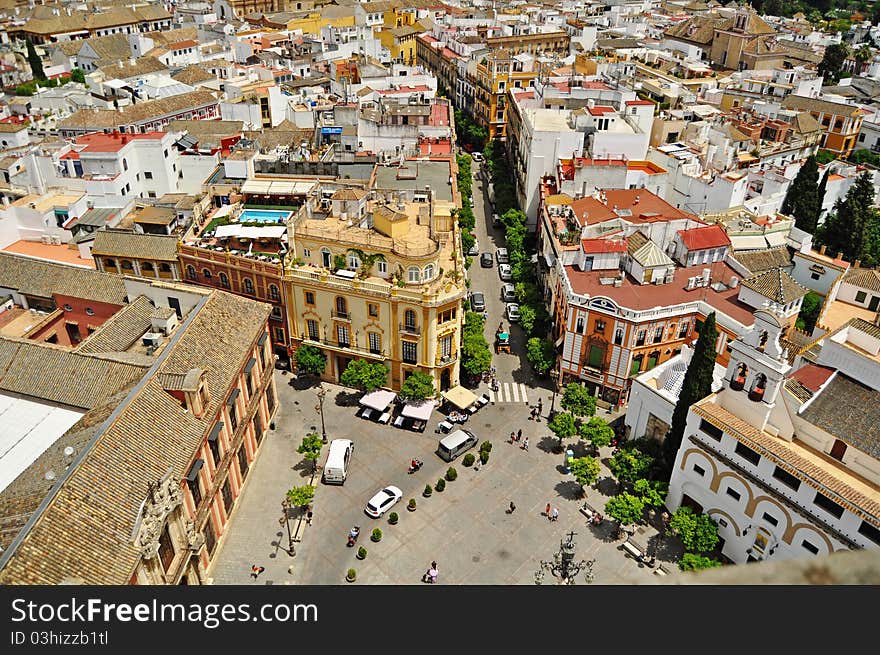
top-left (719, 305), bottom-right (791, 431)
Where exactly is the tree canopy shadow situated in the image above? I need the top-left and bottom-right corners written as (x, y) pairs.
top-left (646, 533), bottom-right (684, 563)
top-left (537, 436), bottom-right (559, 454)
top-left (334, 390), bottom-right (361, 407)
top-left (595, 476), bottom-right (619, 496)
top-left (553, 480), bottom-right (583, 501)
top-left (288, 375), bottom-right (319, 391)
top-left (292, 459), bottom-right (314, 478)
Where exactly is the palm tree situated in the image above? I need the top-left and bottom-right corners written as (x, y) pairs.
top-left (346, 248), bottom-right (386, 279)
top-left (855, 45), bottom-right (873, 65)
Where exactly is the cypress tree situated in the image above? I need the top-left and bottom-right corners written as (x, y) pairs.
top-left (818, 171), bottom-right (875, 262)
top-left (663, 312), bottom-right (718, 469)
top-left (781, 155), bottom-right (820, 233)
top-left (26, 40), bottom-right (45, 82)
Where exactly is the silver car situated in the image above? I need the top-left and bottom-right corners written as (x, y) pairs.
top-left (506, 303), bottom-right (521, 322)
top-left (498, 264), bottom-right (512, 281)
top-left (501, 283), bottom-right (516, 302)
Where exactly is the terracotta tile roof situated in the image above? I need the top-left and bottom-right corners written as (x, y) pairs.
top-left (842, 267), bottom-right (880, 293)
top-left (0, 291), bottom-right (271, 584)
top-left (79, 34), bottom-right (131, 61)
top-left (846, 317), bottom-right (880, 341)
top-left (97, 57), bottom-right (168, 80)
top-left (800, 373), bottom-right (880, 458)
top-left (731, 247), bottom-right (792, 275)
top-left (0, 252), bottom-right (126, 304)
top-left (784, 377), bottom-right (814, 403)
top-left (92, 230), bottom-right (180, 261)
top-left (59, 90), bottom-right (218, 130)
top-left (75, 295), bottom-right (155, 355)
top-left (171, 64), bottom-right (216, 86)
top-left (782, 95), bottom-right (862, 118)
top-left (741, 268), bottom-right (808, 304)
top-left (678, 224), bottom-right (731, 251)
top-left (789, 363), bottom-right (836, 393)
top-left (0, 338), bottom-right (146, 409)
top-left (626, 230), bottom-right (649, 256)
top-left (581, 237), bottom-right (626, 254)
top-left (793, 111), bottom-right (823, 135)
top-left (694, 399), bottom-right (880, 523)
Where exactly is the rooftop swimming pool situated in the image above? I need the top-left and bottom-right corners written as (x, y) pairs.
top-left (238, 209), bottom-right (293, 224)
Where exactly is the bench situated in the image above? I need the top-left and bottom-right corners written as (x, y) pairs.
top-left (654, 566), bottom-right (669, 577)
top-left (621, 540), bottom-right (642, 560)
top-left (579, 501), bottom-right (599, 519)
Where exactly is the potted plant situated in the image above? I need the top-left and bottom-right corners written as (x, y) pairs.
top-left (445, 467), bottom-right (458, 482)
top-left (423, 484), bottom-right (433, 498)
top-left (357, 546), bottom-right (367, 560)
top-left (435, 478), bottom-right (446, 493)
top-left (346, 568), bottom-right (357, 582)
top-left (371, 528), bottom-right (382, 542)
top-left (388, 511), bottom-right (399, 525)
top-left (462, 453), bottom-right (475, 467)
top-left (408, 498), bottom-right (417, 512)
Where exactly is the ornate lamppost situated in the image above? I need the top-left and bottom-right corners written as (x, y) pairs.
top-left (548, 357), bottom-right (562, 418)
top-left (535, 531), bottom-right (595, 585)
top-left (280, 498), bottom-right (296, 557)
top-left (315, 385), bottom-right (328, 443)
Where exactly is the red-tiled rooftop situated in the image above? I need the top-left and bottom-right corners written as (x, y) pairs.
top-left (581, 238), bottom-right (626, 254)
top-left (625, 100), bottom-right (656, 106)
top-left (789, 364), bottom-right (836, 392)
top-left (61, 131), bottom-right (165, 156)
top-left (678, 224), bottom-right (731, 250)
top-left (565, 261), bottom-right (755, 325)
top-left (3, 240), bottom-right (95, 268)
top-left (587, 105), bottom-right (615, 116)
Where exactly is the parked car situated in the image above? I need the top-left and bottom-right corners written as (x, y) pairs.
top-left (506, 303), bottom-right (521, 322)
top-left (471, 152), bottom-right (484, 162)
top-left (365, 486), bottom-right (403, 518)
top-left (498, 264), bottom-right (512, 281)
top-left (469, 195), bottom-right (475, 208)
top-left (501, 283), bottom-right (516, 302)
top-left (492, 213), bottom-right (502, 227)
top-left (495, 248), bottom-right (509, 264)
top-left (480, 252), bottom-right (493, 268)
top-left (470, 291), bottom-right (486, 312)
top-left (467, 238), bottom-right (479, 256)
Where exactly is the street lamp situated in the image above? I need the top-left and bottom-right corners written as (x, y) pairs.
top-left (549, 358), bottom-right (562, 418)
top-left (315, 385), bottom-right (327, 443)
top-left (280, 498), bottom-right (296, 557)
top-left (535, 531), bottom-right (595, 585)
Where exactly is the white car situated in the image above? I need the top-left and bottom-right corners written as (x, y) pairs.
top-left (365, 485), bottom-right (403, 518)
top-left (506, 303), bottom-right (521, 322)
top-left (471, 152), bottom-right (484, 162)
top-left (498, 263), bottom-right (512, 281)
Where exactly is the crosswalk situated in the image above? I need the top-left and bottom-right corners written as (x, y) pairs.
top-left (486, 382), bottom-right (531, 404)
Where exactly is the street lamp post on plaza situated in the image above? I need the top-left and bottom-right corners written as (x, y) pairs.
top-left (280, 499), bottom-right (296, 557)
top-left (549, 358), bottom-right (562, 418)
top-left (315, 386), bottom-right (327, 443)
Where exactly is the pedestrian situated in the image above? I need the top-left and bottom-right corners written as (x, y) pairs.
top-left (545, 503), bottom-right (551, 517)
top-left (307, 509), bottom-right (313, 526)
top-left (551, 507), bottom-right (559, 522)
top-left (251, 565), bottom-right (265, 579)
top-left (537, 398), bottom-right (543, 414)
top-left (522, 436), bottom-right (529, 451)
top-left (517, 428), bottom-right (522, 442)
top-left (507, 501), bottom-right (516, 514)
top-left (509, 431), bottom-right (516, 444)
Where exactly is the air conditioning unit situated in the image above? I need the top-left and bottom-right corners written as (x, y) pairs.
top-left (686, 276), bottom-right (696, 290)
top-left (702, 268), bottom-right (711, 286)
top-left (50, 235), bottom-right (62, 245)
top-left (41, 235), bottom-right (52, 244)
top-left (142, 332), bottom-right (162, 347)
top-left (729, 276), bottom-right (739, 289)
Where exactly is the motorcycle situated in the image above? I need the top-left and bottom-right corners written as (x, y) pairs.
top-left (408, 459), bottom-right (424, 474)
top-left (346, 526), bottom-right (360, 547)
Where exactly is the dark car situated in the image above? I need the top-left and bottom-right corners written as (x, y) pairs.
top-left (480, 252), bottom-right (493, 267)
top-left (470, 292), bottom-right (486, 312)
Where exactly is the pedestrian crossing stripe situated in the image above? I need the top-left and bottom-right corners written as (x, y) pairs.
top-left (487, 383), bottom-right (529, 404)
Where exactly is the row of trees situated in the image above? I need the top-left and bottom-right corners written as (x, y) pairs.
top-left (454, 109), bottom-right (488, 152)
top-left (456, 153), bottom-right (477, 264)
top-left (816, 171), bottom-right (880, 266)
top-left (460, 311), bottom-right (493, 379)
top-left (781, 155), bottom-right (829, 234)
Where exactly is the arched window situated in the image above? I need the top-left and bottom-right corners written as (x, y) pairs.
top-left (407, 266), bottom-right (420, 283)
top-left (335, 296), bottom-right (347, 318)
top-left (160, 263), bottom-right (171, 273)
top-left (219, 272), bottom-right (230, 289)
top-left (141, 262), bottom-right (154, 273)
top-left (423, 264), bottom-right (435, 281)
top-left (731, 362), bottom-right (748, 390)
top-left (243, 278), bottom-right (255, 294)
top-left (348, 253), bottom-right (360, 269)
top-left (404, 309), bottom-right (417, 331)
top-left (269, 284), bottom-right (280, 301)
top-left (104, 258), bottom-right (116, 268)
top-left (321, 248), bottom-right (332, 268)
top-left (186, 265), bottom-right (196, 280)
top-left (758, 330), bottom-right (769, 351)
top-left (121, 260), bottom-right (134, 270)
top-left (749, 373), bottom-right (767, 402)
top-left (202, 269), bottom-right (212, 279)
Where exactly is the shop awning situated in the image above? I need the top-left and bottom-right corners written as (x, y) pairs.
top-left (442, 385), bottom-right (478, 410)
top-left (401, 400), bottom-right (433, 421)
top-left (359, 389), bottom-right (396, 412)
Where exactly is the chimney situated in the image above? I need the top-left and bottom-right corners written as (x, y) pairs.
top-left (819, 245), bottom-right (827, 255)
top-left (855, 259), bottom-right (861, 268)
top-left (836, 251), bottom-right (843, 260)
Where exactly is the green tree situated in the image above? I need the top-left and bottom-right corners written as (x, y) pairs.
top-left (295, 344), bottom-right (327, 377)
top-left (796, 291), bottom-right (823, 332)
top-left (561, 382), bottom-right (597, 417)
top-left (345, 248), bottom-right (385, 279)
top-left (849, 149), bottom-right (880, 167)
top-left (548, 411), bottom-right (578, 447)
top-left (678, 553), bottom-right (722, 572)
top-left (815, 150), bottom-right (836, 165)
top-left (286, 484), bottom-right (315, 509)
top-left (669, 506), bottom-right (720, 553)
top-left (579, 417), bottom-right (614, 452)
top-left (70, 68), bottom-right (85, 84)
top-left (569, 456), bottom-right (601, 487)
top-left (518, 304), bottom-right (537, 335)
top-left (461, 332), bottom-right (492, 376)
top-left (817, 171), bottom-right (878, 263)
top-left (398, 370), bottom-right (435, 401)
top-left (14, 82), bottom-right (37, 96)
top-left (633, 479), bottom-right (668, 508)
top-left (339, 359), bottom-right (389, 392)
top-left (604, 493), bottom-right (645, 528)
top-left (526, 337), bottom-right (555, 375)
top-left (608, 444), bottom-right (655, 485)
top-left (664, 312), bottom-right (718, 468)
top-left (26, 40), bottom-right (45, 82)
top-left (818, 42), bottom-right (849, 84)
top-left (781, 155), bottom-right (820, 232)
top-left (297, 432), bottom-right (323, 472)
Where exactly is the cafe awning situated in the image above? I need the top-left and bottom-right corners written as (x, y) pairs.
top-left (442, 385), bottom-right (478, 410)
top-left (401, 400), bottom-right (433, 421)
top-left (359, 389), bottom-right (396, 412)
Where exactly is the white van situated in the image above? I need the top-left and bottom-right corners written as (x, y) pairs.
top-left (437, 429), bottom-right (479, 462)
top-left (322, 439), bottom-right (354, 485)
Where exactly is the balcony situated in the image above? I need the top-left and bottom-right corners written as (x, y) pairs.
top-left (301, 336), bottom-right (386, 360)
top-left (399, 322), bottom-right (421, 336)
top-left (437, 352), bottom-right (457, 365)
top-left (332, 310), bottom-right (351, 321)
